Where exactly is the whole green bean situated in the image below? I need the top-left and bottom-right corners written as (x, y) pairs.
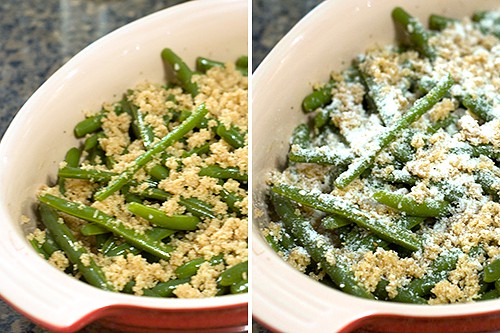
top-left (270, 192), bottom-right (374, 299)
top-left (302, 79), bottom-right (336, 112)
top-left (235, 55), bottom-right (248, 76)
top-left (461, 94), bottom-right (496, 122)
top-left (58, 166), bottom-right (116, 183)
top-left (288, 148), bottom-right (353, 166)
top-left (334, 74), bottom-right (453, 188)
top-left (216, 124), bottom-right (246, 149)
top-left (218, 261), bottom-right (248, 287)
top-left (39, 193), bottom-right (174, 260)
top-left (142, 278), bottom-right (191, 297)
top-left (290, 123), bottom-right (311, 148)
top-left (321, 215), bottom-right (351, 230)
top-left (392, 7), bottom-right (436, 59)
top-left (230, 279), bottom-right (248, 294)
top-left (105, 227), bottom-right (175, 257)
top-left (393, 250), bottom-right (460, 303)
top-left (196, 57), bottom-right (224, 73)
top-left (199, 165), bottom-right (248, 182)
top-left (175, 254), bottom-right (224, 279)
top-left (81, 223), bottom-right (109, 236)
top-left (484, 258), bottom-right (500, 283)
top-left (127, 202), bottom-right (200, 230)
top-left (94, 104), bottom-right (208, 201)
top-left (272, 183), bottom-right (422, 251)
top-left (58, 147), bottom-right (82, 194)
top-left (161, 48), bottom-right (198, 97)
top-left (39, 203), bottom-right (114, 291)
top-left (373, 190), bottom-right (450, 217)
top-left (74, 113), bottom-right (105, 138)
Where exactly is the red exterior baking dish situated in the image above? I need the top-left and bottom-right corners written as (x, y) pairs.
top-left (252, 0), bottom-right (500, 332)
top-left (0, 0), bottom-right (248, 331)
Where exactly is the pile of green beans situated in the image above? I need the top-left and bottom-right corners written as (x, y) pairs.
top-left (267, 8), bottom-right (500, 304)
top-left (30, 48), bottom-right (248, 298)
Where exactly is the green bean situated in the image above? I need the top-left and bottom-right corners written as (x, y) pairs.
top-left (216, 124), bottom-right (246, 149)
top-left (74, 113), bottom-right (105, 138)
top-left (484, 258), bottom-right (500, 283)
top-left (302, 79), bottom-right (336, 112)
top-left (147, 164), bottom-right (170, 181)
top-left (94, 104), bottom-right (208, 201)
top-left (135, 187), bottom-right (217, 220)
top-left (58, 147), bottom-right (82, 194)
top-left (39, 203), bottom-right (114, 291)
top-left (127, 202), bottom-right (200, 230)
top-left (479, 288), bottom-right (499, 301)
top-left (41, 231), bottom-right (62, 257)
top-left (450, 142), bottom-right (500, 163)
top-left (29, 238), bottom-right (49, 259)
top-left (196, 57), bottom-right (224, 73)
top-left (474, 170), bottom-right (500, 201)
top-left (344, 227), bottom-right (389, 252)
top-left (64, 147), bottom-right (82, 167)
top-left (142, 278), bottom-right (191, 297)
top-left (161, 48), bottom-right (198, 97)
top-left (373, 168), bottom-right (418, 186)
top-left (182, 142), bottom-right (211, 158)
top-left (321, 215), bottom-right (351, 230)
top-left (39, 193), bottom-right (174, 260)
top-left (314, 108), bottom-right (331, 129)
top-left (121, 280), bottom-right (136, 294)
top-left (472, 11), bottom-right (500, 39)
top-left (288, 148), bottom-right (353, 166)
top-left (175, 254), bottom-right (224, 279)
top-left (220, 188), bottom-right (243, 215)
top-left (105, 227), bottom-right (175, 257)
top-left (83, 132), bottom-right (105, 151)
top-left (217, 261), bottom-right (248, 287)
top-left (272, 183), bottom-right (422, 251)
top-left (81, 223), bottom-right (108, 236)
top-left (373, 190), bottom-right (450, 217)
top-left (58, 166), bottom-right (116, 182)
top-left (126, 100), bottom-right (155, 148)
top-left (272, 184), bottom-right (422, 251)
top-left (290, 123), bottom-right (311, 148)
top-left (461, 94), bottom-right (496, 122)
top-left (429, 14), bottom-right (457, 31)
top-left (389, 129), bottom-right (417, 163)
top-left (426, 111), bottom-right (460, 135)
top-left (393, 250), bottom-right (460, 303)
top-left (199, 165), bottom-right (247, 182)
top-left (270, 192), bottom-right (374, 299)
top-left (358, 66), bottom-right (399, 126)
top-left (392, 7), bottom-right (436, 59)
top-left (373, 278), bottom-right (390, 301)
top-left (235, 55), bottom-right (248, 76)
top-left (230, 279), bottom-right (248, 294)
top-left (334, 74), bottom-right (453, 188)
top-left (196, 56), bottom-right (248, 76)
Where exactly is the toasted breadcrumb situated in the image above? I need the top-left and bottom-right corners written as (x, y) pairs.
top-left (28, 61), bottom-right (247, 298)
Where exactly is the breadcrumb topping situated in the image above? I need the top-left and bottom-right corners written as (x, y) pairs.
top-left (29, 62), bottom-right (248, 298)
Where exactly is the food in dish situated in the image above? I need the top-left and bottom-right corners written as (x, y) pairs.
top-left (265, 8), bottom-right (500, 304)
top-left (27, 49), bottom-right (248, 298)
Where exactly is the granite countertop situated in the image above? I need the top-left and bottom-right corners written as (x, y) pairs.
top-left (0, 0), bottom-right (322, 331)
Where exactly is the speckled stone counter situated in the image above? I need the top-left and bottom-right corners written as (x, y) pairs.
top-left (0, 1), bottom-right (184, 332)
top-left (252, 0), bottom-right (323, 71)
